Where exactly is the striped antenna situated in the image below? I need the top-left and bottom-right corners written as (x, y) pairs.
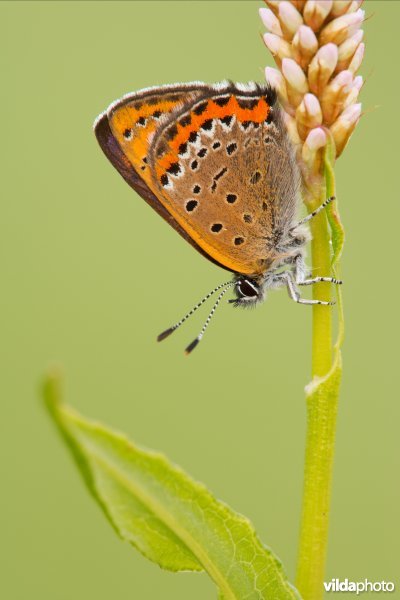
top-left (292, 196), bottom-right (336, 229)
top-left (157, 280), bottom-right (233, 342)
top-left (185, 283), bottom-right (235, 355)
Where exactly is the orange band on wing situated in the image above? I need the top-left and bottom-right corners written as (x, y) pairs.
top-left (155, 96), bottom-right (271, 177)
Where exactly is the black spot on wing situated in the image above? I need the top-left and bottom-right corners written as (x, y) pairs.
top-left (211, 167), bottom-right (228, 193)
top-left (220, 115), bottom-right (233, 127)
top-left (226, 142), bottom-right (237, 155)
top-left (237, 97), bottom-right (259, 110)
top-left (250, 171), bottom-right (261, 184)
top-left (201, 119), bottom-right (213, 131)
top-left (215, 167), bottom-right (227, 181)
top-left (178, 142), bottom-right (188, 155)
top-left (186, 200), bottom-right (198, 212)
top-left (180, 115), bottom-right (192, 127)
top-left (214, 96), bottom-right (230, 107)
top-left (193, 101), bottom-right (208, 115)
top-left (167, 162), bottom-right (181, 176)
top-left (166, 124), bottom-right (178, 140)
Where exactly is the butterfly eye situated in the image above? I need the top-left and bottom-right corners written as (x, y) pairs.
top-left (238, 279), bottom-right (259, 298)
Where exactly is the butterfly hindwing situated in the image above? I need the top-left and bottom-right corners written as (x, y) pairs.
top-left (148, 82), bottom-right (299, 275)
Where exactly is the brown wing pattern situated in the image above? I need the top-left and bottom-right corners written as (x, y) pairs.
top-left (149, 84), bottom-right (299, 275)
top-left (95, 82), bottom-right (299, 276)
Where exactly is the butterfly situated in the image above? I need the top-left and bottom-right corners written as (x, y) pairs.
top-left (94, 81), bottom-right (341, 353)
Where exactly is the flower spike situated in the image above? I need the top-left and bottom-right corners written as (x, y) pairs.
top-left (260, 0), bottom-right (365, 183)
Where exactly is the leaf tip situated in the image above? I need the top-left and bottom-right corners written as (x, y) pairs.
top-left (42, 366), bottom-right (64, 417)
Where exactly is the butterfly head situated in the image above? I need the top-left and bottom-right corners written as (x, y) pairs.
top-left (230, 276), bottom-right (266, 308)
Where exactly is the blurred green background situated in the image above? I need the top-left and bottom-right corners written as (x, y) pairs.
top-left (1, 1), bottom-right (399, 598)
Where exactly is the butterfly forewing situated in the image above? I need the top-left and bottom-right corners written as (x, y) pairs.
top-left (95, 83), bottom-right (232, 269)
top-left (106, 85), bottom-right (208, 190)
top-left (95, 82), bottom-right (300, 276)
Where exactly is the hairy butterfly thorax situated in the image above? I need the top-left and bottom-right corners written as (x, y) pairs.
top-left (94, 81), bottom-right (341, 353)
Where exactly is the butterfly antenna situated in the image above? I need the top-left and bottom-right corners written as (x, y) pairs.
top-left (157, 281), bottom-right (233, 342)
top-left (292, 196), bottom-right (336, 229)
top-left (185, 283), bottom-right (234, 355)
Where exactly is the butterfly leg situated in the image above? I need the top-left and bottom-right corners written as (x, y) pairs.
top-left (292, 254), bottom-right (342, 286)
top-left (273, 271), bottom-right (335, 306)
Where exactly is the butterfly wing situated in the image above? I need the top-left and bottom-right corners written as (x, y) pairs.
top-left (95, 82), bottom-right (299, 276)
top-left (148, 82), bottom-right (299, 275)
top-left (94, 83), bottom-right (229, 269)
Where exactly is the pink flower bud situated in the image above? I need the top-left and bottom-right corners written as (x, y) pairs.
top-left (341, 102), bottom-right (362, 122)
top-left (353, 75), bottom-right (363, 91)
top-left (265, 0), bottom-right (281, 15)
top-left (291, 1), bottom-right (307, 11)
top-left (282, 58), bottom-right (308, 106)
top-left (263, 33), bottom-right (293, 66)
top-left (343, 76), bottom-right (363, 108)
top-left (296, 93), bottom-right (323, 139)
top-left (304, 93), bottom-right (323, 120)
top-left (302, 127), bottom-right (327, 171)
top-left (330, 102), bottom-right (362, 156)
top-left (321, 70), bottom-right (354, 124)
top-left (279, 1), bottom-right (304, 39)
top-left (282, 57), bottom-right (309, 107)
top-left (265, 66), bottom-right (289, 105)
top-left (331, 70), bottom-right (354, 91)
top-left (336, 29), bottom-right (364, 71)
top-left (308, 43), bottom-right (338, 96)
top-left (305, 127), bottom-right (328, 151)
top-left (283, 112), bottom-right (302, 146)
top-left (259, 7), bottom-right (283, 36)
top-left (304, 1), bottom-right (333, 32)
top-left (347, 0), bottom-right (364, 13)
top-left (319, 8), bottom-right (364, 46)
top-left (348, 42), bottom-right (364, 74)
top-left (331, 0), bottom-right (353, 17)
top-left (283, 58), bottom-right (309, 94)
top-left (293, 25), bottom-right (319, 69)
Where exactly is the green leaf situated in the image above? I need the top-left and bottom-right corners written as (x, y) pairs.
top-left (43, 373), bottom-right (300, 600)
top-left (324, 133), bottom-right (345, 268)
top-left (324, 133), bottom-right (345, 352)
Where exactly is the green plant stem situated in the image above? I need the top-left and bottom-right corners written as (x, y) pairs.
top-left (295, 184), bottom-right (342, 599)
top-left (310, 213), bottom-right (333, 376)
